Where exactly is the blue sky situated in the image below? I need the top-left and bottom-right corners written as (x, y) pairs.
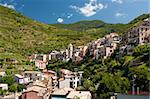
top-left (0, 0), bottom-right (149, 24)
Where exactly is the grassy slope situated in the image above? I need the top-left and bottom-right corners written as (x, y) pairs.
top-left (0, 6), bottom-right (95, 60)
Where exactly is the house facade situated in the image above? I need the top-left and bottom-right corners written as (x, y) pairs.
top-left (58, 69), bottom-right (83, 89)
top-left (35, 60), bottom-right (48, 70)
top-left (15, 74), bottom-right (24, 84)
top-left (127, 18), bottom-right (150, 45)
top-left (23, 71), bottom-right (44, 82)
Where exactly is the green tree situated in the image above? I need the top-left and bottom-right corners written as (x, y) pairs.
top-left (129, 64), bottom-right (150, 91)
top-left (0, 75), bottom-right (15, 85)
top-left (17, 84), bottom-right (26, 92)
top-left (133, 44), bottom-right (150, 56)
top-left (5, 69), bottom-right (13, 75)
top-left (97, 72), bottom-right (130, 98)
top-left (9, 84), bottom-right (18, 92)
top-left (83, 79), bottom-right (96, 92)
top-left (0, 89), bottom-right (7, 96)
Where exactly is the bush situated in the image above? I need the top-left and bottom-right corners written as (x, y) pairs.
top-left (0, 75), bottom-right (15, 86)
top-left (9, 84), bottom-right (17, 92)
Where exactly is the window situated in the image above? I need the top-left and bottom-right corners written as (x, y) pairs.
top-left (70, 82), bottom-right (73, 88)
top-left (141, 28), bottom-right (143, 31)
top-left (146, 28), bottom-right (148, 31)
top-left (77, 81), bottom-right (79, 85)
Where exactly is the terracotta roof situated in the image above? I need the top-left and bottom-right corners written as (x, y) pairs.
top-left (26, 86), bottom-right (47, 96)
top-left (60, 69), bottom-right (73, 75)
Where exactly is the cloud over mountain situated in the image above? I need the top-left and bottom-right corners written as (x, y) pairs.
top-left (70, 0), bottom-right (107, 17)
top-left (115, 12), bottom-right (127, 18)
top-left (57, 18), bottom-right (64, 23)
top-left (0, 3), bottom-right (15, 9)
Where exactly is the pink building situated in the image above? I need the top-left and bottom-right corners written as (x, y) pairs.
top-left (35, 60), bottom-right (48, 70)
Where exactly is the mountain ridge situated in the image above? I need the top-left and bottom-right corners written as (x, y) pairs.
top-left (52, 14), bottom-right (150, 32)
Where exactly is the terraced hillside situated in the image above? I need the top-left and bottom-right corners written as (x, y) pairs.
top-left (0, 6), bottom-right (94, 60)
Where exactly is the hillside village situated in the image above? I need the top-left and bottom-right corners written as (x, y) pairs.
top-left (28, 18), bottom-right (150, 70)
top-left (0, 16), bottom-right (150, 99)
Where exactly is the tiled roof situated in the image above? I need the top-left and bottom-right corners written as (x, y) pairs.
top-left (52, 87), bottom-right (74, 95)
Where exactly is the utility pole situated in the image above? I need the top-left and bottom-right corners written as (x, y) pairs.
top-left (132, 75), bottom-right (136, 95)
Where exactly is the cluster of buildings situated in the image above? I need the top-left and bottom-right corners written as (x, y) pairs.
top-left (126, 18), bottom-right (150, 45)
top-left (120, 18), bottom-right (150, 56)
top-left (0, 69), bottom-right (90, 99)
top-left (27, 32), bottom-right (120, 70)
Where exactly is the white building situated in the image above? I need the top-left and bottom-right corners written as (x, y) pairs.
top-left (49, 51), bottom-right (61, 60)
top-left (15, 74), bottom-right (30, 84)
top-left (0, 84), bottom-right (8, 90)
top-left (23, 71), bottom-right (44, 82)
top-left (68, 43), bottom-right (74, 59)
top-left (15, 74), bottom-right (24, 84)
top-left (58, 69), bottom-right (83, 89)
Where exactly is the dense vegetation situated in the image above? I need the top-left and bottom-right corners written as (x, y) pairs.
top-left (0, 75), bottom-right (26, 95)
top-left (47, 44), bottom-right (150, 98)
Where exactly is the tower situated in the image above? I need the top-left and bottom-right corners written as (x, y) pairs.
top-left (68, 43), bottom-right (73, 59)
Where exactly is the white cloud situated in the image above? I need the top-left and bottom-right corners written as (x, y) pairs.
top-left (67, 14), bottom-right (73, 19)
top-left (0, 3), bottom-right (15, 9)
top-left (70, 0), bottom-right (107, 17)
top-left (112, 0), bottom-right (123, 4)
top-left (115, 12), bottom-right (127, 18)
top-left (57, 18), bottom-right (64, 23)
